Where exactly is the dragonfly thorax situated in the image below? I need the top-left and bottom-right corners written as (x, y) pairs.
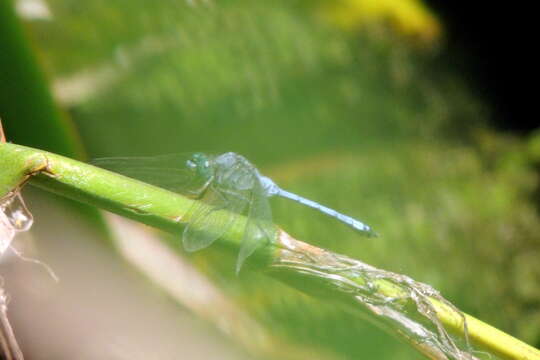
top-left (214, 152), bottom-right (257, 191)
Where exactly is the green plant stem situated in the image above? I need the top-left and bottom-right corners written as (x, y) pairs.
top-left (271, 233), bottom-right (540, 360)
top-left (1, 142), bottom-right (539, 360)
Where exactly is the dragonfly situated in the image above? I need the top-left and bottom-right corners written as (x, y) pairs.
top-left (93, 152), bottom-right (375, 272)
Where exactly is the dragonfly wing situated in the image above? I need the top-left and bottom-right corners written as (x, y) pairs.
top-left (183, 184), bottom-right (249, 252)
top-left (91, 154), bottom-right (205, 194)
top-left (236, 177), bottom-right (276, 273)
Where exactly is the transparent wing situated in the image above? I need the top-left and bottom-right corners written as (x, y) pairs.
top-left (236, 177), bottom-right (276, 273)
top-left (183, 183), bottom-right (250, 252)
top-left (91, 154), bottom-right (205, 195)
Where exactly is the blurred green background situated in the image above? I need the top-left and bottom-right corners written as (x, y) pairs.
top-left (1, 0), bottom-right (539, 359)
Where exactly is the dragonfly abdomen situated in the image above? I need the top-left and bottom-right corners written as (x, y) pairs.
top-left (275, 188), bottom-right (375, 236)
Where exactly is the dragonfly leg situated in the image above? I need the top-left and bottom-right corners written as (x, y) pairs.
top-left (187, 177), bottom-right (214, 199)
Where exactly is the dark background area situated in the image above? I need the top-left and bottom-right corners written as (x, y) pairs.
top-left (426, 1), bottom-right (537, 134)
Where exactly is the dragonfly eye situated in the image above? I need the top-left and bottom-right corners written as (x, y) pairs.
top-left (186, 159), bottom-right (197, 170)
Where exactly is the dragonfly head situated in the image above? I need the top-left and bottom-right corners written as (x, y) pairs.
top-left (186, 152), bottom-right (213, 180)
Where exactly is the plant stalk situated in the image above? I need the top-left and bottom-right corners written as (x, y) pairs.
top-left (1, 142), bottom-right (538, 360)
